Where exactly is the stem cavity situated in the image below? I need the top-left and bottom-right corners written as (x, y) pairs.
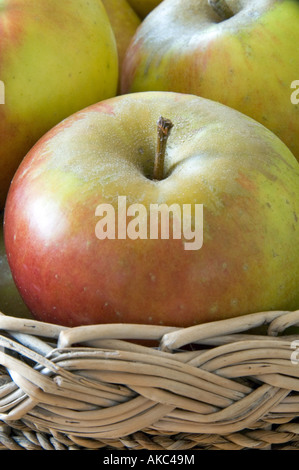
top-left (208, 0), bottom-right (234, 21)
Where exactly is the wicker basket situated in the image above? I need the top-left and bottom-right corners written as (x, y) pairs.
top-left (1, 309), bottom-right (299, 451)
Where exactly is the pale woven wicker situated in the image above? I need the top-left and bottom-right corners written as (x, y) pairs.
top-left (1, 309), bottom-right (299, 450)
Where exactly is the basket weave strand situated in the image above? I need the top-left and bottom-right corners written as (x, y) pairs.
top-left (1, 309), bottom-right (299, 450)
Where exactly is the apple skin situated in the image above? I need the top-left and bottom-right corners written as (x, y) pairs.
top-left (127, 0), bottom-right (162, 18)
top-left (121, 0), bottom-right (299, 163)
top-left (0, 0), bottom-right (118, 210)
top-left (3, 91), bottom-right (299, 328)
top-left (0, 212), bottom-right (33, 319)
top-left (102, 0), bottom-right (141, 91)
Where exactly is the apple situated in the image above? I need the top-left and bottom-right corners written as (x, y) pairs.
top-left (121, 0), bottom-right (299, 163)
top-left (0, 0), bottom-right (118, 210)
top-left (0, 212), bottom-right (33, 319)
top-left (102, 0), bottom-right (141, 91)
top-left (127, 0), bottom-right (163, 18)
top-left (3, 91), bottom-right (299, 328)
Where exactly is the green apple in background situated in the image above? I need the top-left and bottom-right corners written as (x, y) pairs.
top-left (127, 0), bottom-right (163, 18)
top-left (102, 0), bottom-right (141, 91)
top-left (121, 0), bottom-right (299, 162)
top-left (0, 0), bottom-right (118, 209)
top-left (4, 92), bottom-right (299, 328)
top-left (0, 212), bottom-right (33, 319)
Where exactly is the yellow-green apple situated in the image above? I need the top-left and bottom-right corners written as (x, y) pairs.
top-left (121, 0), bottom-right (299, 162)
top-left (0, 212), bottom-right (33, 319)
top-left (3, 91), bottom-right (299, 328)
top-left (102, 0), bottom-right (141, 91)
top-left (127, 0), bottom-right (163, 18)
top-left (0, 0), bottom-right (118, 210)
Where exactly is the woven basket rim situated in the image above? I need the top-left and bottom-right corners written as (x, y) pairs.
top-left (1, 309), bottom-right (299, 450)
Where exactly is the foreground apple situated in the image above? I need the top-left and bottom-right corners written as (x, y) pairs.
top-left (0, 212), bottom-right (33, 319)
top-left (102, 0), bottom-right (141, 91)
top-left (127, 0), bottom-right (163, 18)
top-left (121, 0), bottom-right (299, 162)
top-left (0, 0), bottom-right (118, 209)
top-left (4, 92), bottom-right (299, 328)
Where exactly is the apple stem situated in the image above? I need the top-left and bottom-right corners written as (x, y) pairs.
top-left (153, 116), bottom-right (173, 181)
top-left (208, 0), bottom-right (234, 20)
